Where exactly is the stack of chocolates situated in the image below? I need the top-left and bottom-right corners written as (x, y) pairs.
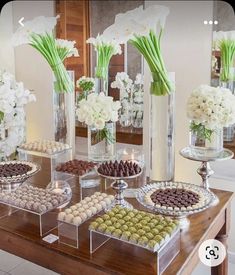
top-left (56, 159), bottom-right (96, 176)
top-left (89, 206), bottom-right (179, 251)
top-left (0, 185), bottom-right (68, 213)
top-left (19, 140), bottom-right (70, 154)
top-left (58, 192), bottom-right (114, 226)
top-left (0, 161), bottom-right (37, 180)
top-left (98, 160), bottom-right (141, 177)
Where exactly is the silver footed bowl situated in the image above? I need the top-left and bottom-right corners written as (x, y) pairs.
top-left (0, 160), bottom-right (41, 186)
top-left (136, 181), bottom-right (214, 218)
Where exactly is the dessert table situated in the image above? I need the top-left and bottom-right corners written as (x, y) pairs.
top-left (0, 161), bottom-right (233, 275)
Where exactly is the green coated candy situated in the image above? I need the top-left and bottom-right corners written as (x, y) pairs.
top-left (114, 222), bottom-right (122, 229)
top-left (131, 217), bottom-right (139, 224)
top-left (126, 221), bottom-right (133, 227)
top-left (135, 223), bottom-right (143, 230)
top-left (164, 226), bottom-right (174, 234)
top-left (102, 214), bottom-right (110, 220)
top-left (95, 217), bottom-right (104, 224)
top-left (124, 215), bottom-right (131, 221)
top-left (137, 229), bottom-right (145, 236)
top-left (121, 231), bottom-right (131, 240)
top-left (140, 220), bottom-right (148, 226)
top-left (110, 217), bottom-right (118, 223)
top-left (154, 235), bottom-right (164, 243)
top-left (121, 225), bottom-right (129, 231)
top-left (104, 220), bottom-right (112, 226)
top-left (115, 214), bottom-right (123, 219)
top-left (127, 212), bottom-right (135, 218)
top-left (112, 207), bottom-right (120, 214)
top-left (119, 210), bottom-right (127, 216)
top-left (119, 219), bottom-right (125, 225)
top-left (129, 226), bottom-right (137, 233)
top-left (97, 224), bottom-right (107, 232)
top-left (146, 232), bottom-right (154, 240)
top-left (135, 214), bottom-right (142, 220)
top-left (89, 222), bottom-right (99, 230)
top-left (142, 226), bottom-right (151, 233)
top-left (155, 225), bottom-right (164, 231)
top-left (160, 231), bottom-right (169, 239)
top-left (143, 216), bottom-right (151, 222)
top-left (105, 226), bottom-right (114, 234)
top-left (151, 228), bottom-right (159, 236)
top-left (107, 211), bottom-right (115, 217)
top-left (130, 233), bottom-right (140, 243)
top-left (148, 239), bottom-right (157, 249)
top-left (138, 236), bottom-right (148, 246)
top-left (113, 229), bottom-right (122, 238)
top-left (148, 223), bottom-right (156, 229)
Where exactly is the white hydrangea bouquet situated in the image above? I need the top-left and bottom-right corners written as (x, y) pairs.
top-left (87, 34), bottom-right (122, 80)
top-left (76, 92), bottom-right (121, 144)
top-left (0, 71), bottom-right (36, 158)
top-left (187, 85), bottom-right (235, 141)
top-left (104, 5), bottom-right (173, 96)
top-left (12, 16), bottom-right (79, 93)
top-left (213, 31), bottom-right (235, 82)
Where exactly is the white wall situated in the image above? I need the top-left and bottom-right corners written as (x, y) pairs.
top-left (144, 1), bottom-right (213, 184)
top-left (12, 1), bottom-right (55, 141)
top-left (0, 2), bottom-right (15, 74)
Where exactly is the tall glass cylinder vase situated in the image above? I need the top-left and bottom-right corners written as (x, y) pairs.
top-left (150, 73), bottom-right (175, 181)
top-left (88, 122), bottom-right (116, 162)
top-left (94, 67), bottom-right (108, 95)
top-left (53, 70), bottom-right (75, 156)
top-left (220, 67), bottom-right (235, 142)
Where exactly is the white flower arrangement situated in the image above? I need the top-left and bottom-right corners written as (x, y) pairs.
top-left (76, 92), bottom-right (120, 145)
top-left (187, 85), bottom-right (235, 140)
top-left (76, 92), bottom-right (121, 130)
top-left (103, 5), bottom-right (173, 96)
top-left (87, 34), bottom-right (122, 80)
top-left (213, 31), bottom-right (235, 82)
top-left (12, 16), bottom-right (78, 93)
top-left (0, 71), bottom-right (36, 158)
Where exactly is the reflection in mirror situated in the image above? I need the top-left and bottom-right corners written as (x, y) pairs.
top-left (211, 1), bottom-right (235, 146)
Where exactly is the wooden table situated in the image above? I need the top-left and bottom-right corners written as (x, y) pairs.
top-left (0, 167), bottom-right (233, 275)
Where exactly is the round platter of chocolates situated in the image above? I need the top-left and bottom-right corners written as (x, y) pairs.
top-left (97, 160), bottom-right (142, 210)
top-left (97, 160), bottom-right (142, 179)
top-left (136, 182), bottom-right (214, 228)
top-left (0, 161), bottom-right (40, 191)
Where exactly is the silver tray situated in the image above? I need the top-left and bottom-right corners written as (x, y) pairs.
top-left (0, 161), bottom-right (41, 184)
top-left (136, 181), bottom-right (214, 218)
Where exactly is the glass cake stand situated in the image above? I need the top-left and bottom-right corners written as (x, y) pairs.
top-left (97, 167), bottom-right (143, 210)
top-left (180, 147), bottom-right (234, 205)
top-left (0, 161), bottom-right (41, 192)
top-left (136, 181), bottom-right (215, 229)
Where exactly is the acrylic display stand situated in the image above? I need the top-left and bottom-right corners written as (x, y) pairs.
top-left (90, 228), bottom-right (180, 274)
top-left (18, 147), bottom-right (73, 182)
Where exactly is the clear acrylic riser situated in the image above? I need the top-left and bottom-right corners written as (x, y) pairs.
top-left (0, 200), bottom-right (64, 237)
top-left (90, 228), bottom-right (180, 274)
top-left (18, 147), bottom-right (72, 182)
top-left (58, 213), bottom-right (104, 248)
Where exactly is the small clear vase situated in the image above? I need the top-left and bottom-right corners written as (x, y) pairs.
top-left (132, 85), bottom-right (144, 128)
top-left (119, 89), bottom-right (132, 127)
top-left (94, 67), bottom-right (108, 95)
top-left (88, 122), bottom-right (116, 162)
top-left (189, 128), bottom-right (223, 158)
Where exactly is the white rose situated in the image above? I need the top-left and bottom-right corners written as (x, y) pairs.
top-left (94, 118), bottom-right (105, 130)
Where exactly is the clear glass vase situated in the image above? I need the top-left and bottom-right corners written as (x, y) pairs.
top-left (53, 71), bottom-right (75, 155)
top-left (119, 89), bottom-right (132, 127)
top-left (189, 127), bottom-right (223, 158)
top-left (150, 73), bottom-right (175, 181)
top-left (220, 67), bottom-right (235, 142)
top-left (88, 122), bottom-right (116, 162)
top-left (94, 67), bottom-right (108, 95)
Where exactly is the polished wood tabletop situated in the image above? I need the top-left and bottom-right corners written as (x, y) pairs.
top-left (0, 160), bottom-right (233, 275)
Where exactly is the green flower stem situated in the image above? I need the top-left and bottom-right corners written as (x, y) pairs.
top-left (0, 111), bottom-right (4, 124)
top-left (220, 40), bottom-right (235, 82)
top-left (190, 121), bottom-right (213, 142)
top-left (130, 30), bottom-right (173, 96)
top-left (30, 33), bottom-right (74, 93)
top-left (94, 127), bottom-right (115, 145)
top-left (96, 44), bottom-right (115, 79)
